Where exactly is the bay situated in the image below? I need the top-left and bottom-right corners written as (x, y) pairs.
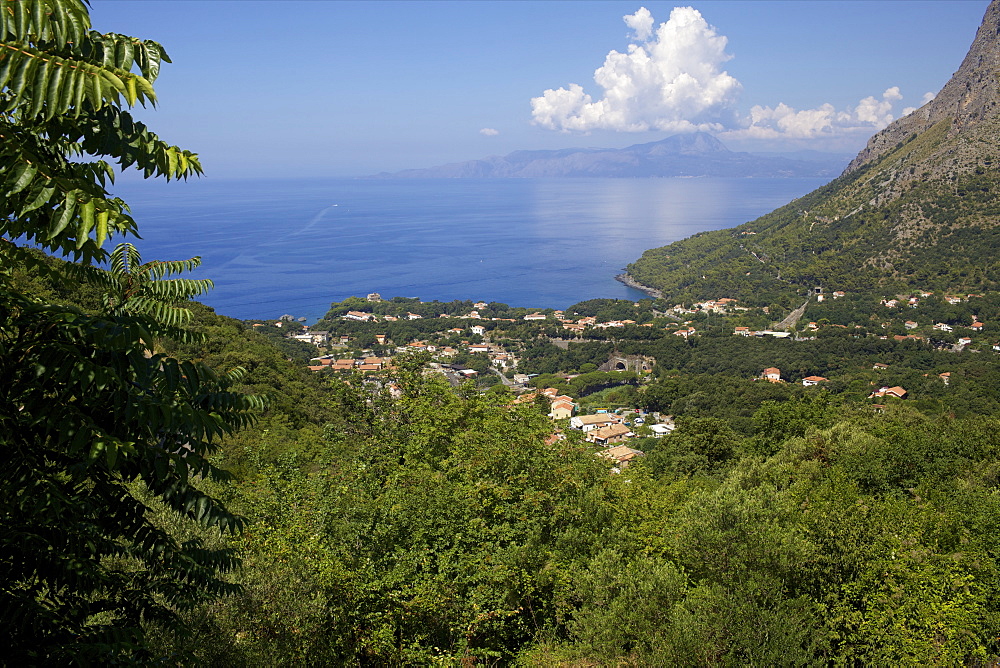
top-left (110, 177), bottom-right (828, 321)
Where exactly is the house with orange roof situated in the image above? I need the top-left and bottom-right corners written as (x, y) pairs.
top-left (571, 413), bottom-right (622, 432)
top-left (802, 375), bottom-right (828, 387)
top-left (762, 367), bottom-right (781, 382)
top-left (870, 386), bottom-right (908, 399)
top-left (587, 423), bottom-right (633, 446)
top-left (597, 444), bottom-right (645, 470)
top-left (549, 400), bottom-right (576, 420)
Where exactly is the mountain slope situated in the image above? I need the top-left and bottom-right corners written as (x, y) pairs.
top-left (373, 133), bottom-right (848, 178)
top-left (627, 0), bottom-right (1000, 306)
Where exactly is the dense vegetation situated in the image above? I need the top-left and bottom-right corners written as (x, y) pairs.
top-left (143, 317), bottom-right (1000, 664)
top-left (7, 1), bottom-right (1000, 664)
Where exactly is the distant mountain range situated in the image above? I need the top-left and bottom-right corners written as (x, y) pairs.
top-left (626, 0), bottom-right (1000, 303)
top-left (372, 133), bottom-right (851, 179)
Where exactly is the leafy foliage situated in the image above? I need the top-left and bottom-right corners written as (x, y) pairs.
top-left (0, 2), bottom-right (261, 661)
top-left (1, 0), bottom-right (202, 266)
top-left (0, 289), bottom-right (261, 662)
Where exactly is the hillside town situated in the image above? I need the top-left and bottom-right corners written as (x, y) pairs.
top-left (243, 287), bottom-right (1000, 473)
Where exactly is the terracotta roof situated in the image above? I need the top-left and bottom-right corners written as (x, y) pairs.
top-left (576, 413), bottom-right (617, 425)
top-left (590, 423), bottom-right (631, 440)
top-left (598, 445), bottom-right (645, 463)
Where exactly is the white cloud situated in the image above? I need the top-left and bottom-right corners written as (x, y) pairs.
top-left (531, 6), bottom-right (741, 133)
top-left (531, 8), bottom-right (923, 145)
top-left (479, 128), bottom-right (499, 136)
top-left (724, 87), bottom-right (909, 140)
top-left (624, 6), bottom-right (654, 41)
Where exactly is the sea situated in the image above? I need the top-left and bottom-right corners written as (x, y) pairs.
top-left (109, 177), bottom-right (828, 322)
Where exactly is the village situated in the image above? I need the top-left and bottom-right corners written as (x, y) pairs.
top-left (244, 287), bottom-right (1000, 471)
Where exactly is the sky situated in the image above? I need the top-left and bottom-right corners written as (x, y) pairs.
top-left (89, 1), bottom-right (988, 179)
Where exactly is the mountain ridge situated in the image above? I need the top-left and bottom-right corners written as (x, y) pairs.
top-left (372, 132), bottom-right (850, 179)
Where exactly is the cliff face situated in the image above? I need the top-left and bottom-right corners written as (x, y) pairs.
top-left (846, 0), bottom-right (1000, 178)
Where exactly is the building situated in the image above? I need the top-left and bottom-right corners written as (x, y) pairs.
top-left (570, 413), bottom-right (622, 432)
top-left (597, 445), bottom-right (645, 469)
top-left (870, 386), bottom-right (908, 399)
top-left (549, 400), bottom-right (575, 420)
top-left (802, 375), bottom-right (828, 387)
top-left (587, 423), bottom-right (633, 446)
top-left (762, 367), bottom-right (781, 382)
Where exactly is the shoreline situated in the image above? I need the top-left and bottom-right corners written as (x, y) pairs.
top-left (615, 273), bottom-right (664, 300)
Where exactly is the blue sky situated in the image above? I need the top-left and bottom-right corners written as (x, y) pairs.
top-left (90, 1), bottom-right (987, 178)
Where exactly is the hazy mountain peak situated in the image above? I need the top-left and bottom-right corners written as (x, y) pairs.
top-left (373, 131), bottom-right (844, 179)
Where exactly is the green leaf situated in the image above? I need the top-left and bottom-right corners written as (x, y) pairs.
top-left (20, 185), bottom-right (56, 214)
top-left (48, 191), bottom-right (79, 238)
top-left (5, 162), bottom-right (37, 196)
top-left (76, 198), bottom-right (95, 249)
top-left (27, 56), bottom-right (49, 118)
top-left (94, 209), bottom-right (109, 247)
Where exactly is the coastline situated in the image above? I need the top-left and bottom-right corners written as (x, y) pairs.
top-left (615, 273), bottom-right (664, 300)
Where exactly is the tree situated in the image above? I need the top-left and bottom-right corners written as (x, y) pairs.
top-left (1, 0), bottom-right (200, 270)
top-left (74, 241), bottom-right (213, 334)
top-left (1, 2), bottom-right (258, 661)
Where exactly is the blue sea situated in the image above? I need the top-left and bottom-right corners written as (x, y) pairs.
top-left (110, 177), bottom-right (828, 322)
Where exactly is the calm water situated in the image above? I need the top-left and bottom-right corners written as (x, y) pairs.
top-left (110, 177), bottom-right (827, 321)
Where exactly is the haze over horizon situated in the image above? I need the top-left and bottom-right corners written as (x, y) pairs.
top-left (91, 0), bottom-right (986, 179)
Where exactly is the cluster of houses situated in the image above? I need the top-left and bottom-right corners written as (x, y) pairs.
top-left (881, 291), bottom-right (979, 309)
top-left (734, 327), bottom-right (793, 339)
top-left (516, 387), bottom-right (681, 471)
top-left (761, 363), bottom-right (940, 403)
top-left (671, 297), bottom-right (743, 316)
top-left (307, 356), bottom-right (388, 373)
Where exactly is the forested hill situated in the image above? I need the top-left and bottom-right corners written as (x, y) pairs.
top-left (627, 0), bottom-right (1000, 306)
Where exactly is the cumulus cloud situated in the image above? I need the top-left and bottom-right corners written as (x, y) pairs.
top-left (726, 87), bottom-right (908, 140)
top-left (479, 128), bottom-right (499, 136)
top-left (624, 6), bottom-right (654, 41)
top-left (531, 7), bottom-right (924, 144)
top-left (531, 6), bottom-right (741, 133)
